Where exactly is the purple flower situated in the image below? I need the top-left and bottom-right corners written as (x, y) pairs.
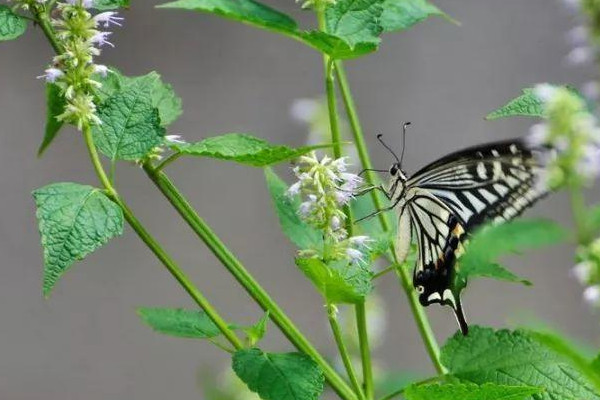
top-left (38, 67), bottom-right (64, 83)
top-left (93, 12), bottom-right (124, 28)
top-left (91, 31), bottom-right (114, 48)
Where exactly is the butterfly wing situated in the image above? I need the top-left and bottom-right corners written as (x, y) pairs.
top-left (400, 188), bottom-right (469, 334)
top-left (401, 138), bottom-right (549, 335)
top-left (407, 139), bottom-right (548, 230)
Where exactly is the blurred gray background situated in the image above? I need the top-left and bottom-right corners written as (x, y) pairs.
top-left (0, 0), bottom-right (598, 399)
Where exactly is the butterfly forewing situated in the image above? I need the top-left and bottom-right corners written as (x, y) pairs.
top-left (407, 139), bottom-right (548, 230)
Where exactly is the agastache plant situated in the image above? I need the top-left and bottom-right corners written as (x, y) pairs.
top-left (2, 1), bottom-right (600, 400)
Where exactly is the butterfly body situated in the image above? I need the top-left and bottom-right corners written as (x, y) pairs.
top-left (376, 137), bottom-right (549, 335)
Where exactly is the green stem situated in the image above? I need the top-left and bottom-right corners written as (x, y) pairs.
top-left (335, 61), bottom-right (446, 375)
top-left (142, 164), bottom-right (358, 400)
top-left (156, 152), bottom-right (182, 171)
top-left (328, 304), bottom-right (365, 400)
top-left (35, 10), bottom-right (62, 54)
top-left (81, 126), bottom-right (244, 350)
top-left (355, 302), bottom-right (374, 400)
top-left (33, 7), bottom-right (245, 352)
top-left (318, 12), bottom-right (373, 398)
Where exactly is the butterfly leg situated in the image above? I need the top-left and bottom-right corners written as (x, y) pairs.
top-left (354, 185), bottom-right (392, 199)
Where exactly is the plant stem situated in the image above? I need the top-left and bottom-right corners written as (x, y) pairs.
top-left (355, 302), bottom-right (374, 400)
top-left (328, 304), bottom-right (365, 400)
top-left (142, 164), bottom-right (358, 400)
top-left (156, 152), bottom-right (182, 171)
top-left (32, 7), bottom-right (246, 353)
top-left (318, 11), bottom-right (373, 398)
top-left (81, 126), bottom-right (244, 350)
top-left (335, 61), bottom-right (446, 375)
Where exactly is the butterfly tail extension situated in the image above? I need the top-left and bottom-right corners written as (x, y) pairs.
top-left (452, 296), bottom-right (469, 336)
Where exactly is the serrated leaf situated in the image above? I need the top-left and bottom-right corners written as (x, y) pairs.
top-left (172, 133), bottom-right (333, 167)
top-left (0, 5), bottom-right (27, 41)
top-left (93, 86), bottom-right (166, 161)
top-left (242, 311), bottom-right (269, 347)
top-left (380, 0), bottom-right (454, 32)
top-left (486, 88), bottom-right (544, 120)
top-left (296, 258), bottom-right (372, 304)
top-left (33, 182), bottom-right (124, 296)
top-left (325, 0), bottom-right (384, 48)
top-left (137, 307), bottom-right (223, 338)
top-left (93, 0), bottom-right (130, 10)
top-left (232, 348), bottom-right (324, 400)
top-left (264, 168), bottom-right (322, 250)
top-left (441, 326), bottom-right (600, 400)
top-left (157, 0), bottom-right (378, 59)
top-left (404, 382), bottom-right (541, 400)
top-left (459, 219), bottom-right (566, 285)
top-left (38, 84), bottom-right (66, 157)
top-left (526, 330), bottom-right (600, 393)
top-left (97, 70), bottom-right (182, 127)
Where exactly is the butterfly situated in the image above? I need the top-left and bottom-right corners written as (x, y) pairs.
top-left (359, 123), bottom-right (550, 335)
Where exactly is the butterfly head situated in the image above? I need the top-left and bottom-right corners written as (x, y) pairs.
top-left (389, 163), bottom-right (407, 181)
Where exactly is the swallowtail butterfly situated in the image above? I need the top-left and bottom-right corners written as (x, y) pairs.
top-left (362, 123), bottom-right (549, 335)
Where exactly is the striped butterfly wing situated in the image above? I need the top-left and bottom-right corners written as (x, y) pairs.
top-left (400, 189), bottom-right (469, 334)
top-left (401, 139), bottom-right (548, 335)
top-left (407, 138), bottom-right (548, 230)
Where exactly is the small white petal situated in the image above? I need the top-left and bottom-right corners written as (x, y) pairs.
top-left (566, 46), bottom-right (594, 66)
top-left (583, 285), bottom-right (600, 306)
top-left (526, 123), bottom-right (549, 147)
top-left (566, 25), bottom-right (588, 46)
top-left (93, 11), bottom-right (124, 28)
top-left (299, 201), bottom-right (313, 217)
top-left (37, 67), bottom-right (64, 83)
top-left (346, 247), bottom-right (364, 262)
top-left (349, 236), bottom-right (373, 248)
top-left (287, 181), bottom-right (302, 197)
top-left (330, 215), bottom-right (342, 230)
top-left (534, 84), bottom-right (557, 103)
top-left (334, 190), bottom-right (352, 205)
top-left (571, 261), bottom-right (593, 284)
top-left (582, 81), bottom-right (600, 101)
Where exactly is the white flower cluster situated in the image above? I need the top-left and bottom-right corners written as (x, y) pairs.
top-left (38, 0), bottom-right (123, 130)
top-left (527, 84), bottom-right (600, 189)
top-left (572, 239), bottom-right (600, 307)
top-left (561, 0), bottom-right (600, 100)
top-left (288, 152), bottom-right (372, 264)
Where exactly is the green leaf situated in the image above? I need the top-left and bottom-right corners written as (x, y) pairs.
top-left (324, 0), bottom-right (384, 48)
top-left (526, 330), bottom-right (600, 393)
top-left (296, 258), bottom-right (372, 304)
top-left (137, 307), bottom-right (223, 338)
top-left (264, 168), bottom-right (322, 250)
top-left (172, 133), bottom-right (333, 167)
top-left (0, 5), bottom-right (27, 41)
top-left (585, 203), bottom-right (600, 237)
top-left (242, 311), bottom-right (269, 347)
top-left (121, 72), bottom-right (183, 127)
top-left (33, 182), bottom-right (124, 296)
top-left (38, 84), bottom-right (66, 157)
top-left (93, 85), bottom-right (166, 161)
top-left (97, 70), bottom-right (182, 127)
top-left (232, 348), bottom-right (324, 400)
top-left (459, 219), bottom-right (566, 284)
top-left (486, 88), bottom-right (544, 120)
top-left (157, 0), bottom-right (298, 35)
top-left (93, 0), bottom-right (130, 10)
top-left (404, 383), bottom-right (541, 400)
top-left (592, 354), bottom-right (600, 371)
top-left (441, 326), bottom-right (600, 400)
top-left (157, 0), bottom-right (378, 59)
top-left (380, 0), bottom-right (455, 32)
top-left (299, 31), bottom-right (378, 59)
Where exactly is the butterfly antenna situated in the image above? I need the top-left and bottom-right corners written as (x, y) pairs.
top-left (377, 134), bottom-right (400, 164)
top-left (399, 121), bottom-right (411, 167)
